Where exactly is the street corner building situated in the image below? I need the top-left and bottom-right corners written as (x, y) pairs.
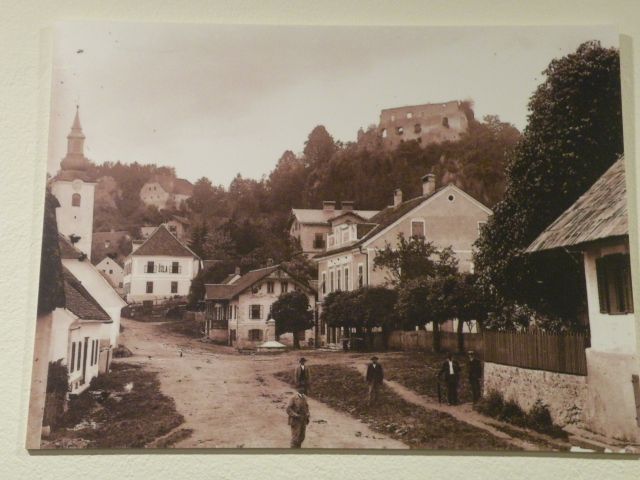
top-left (311, 173), bottom-right (491, 346)
top-left (526, 157), bottom-right (639, 443)
top-left (122, 224), bottom-right (202, 303)
top-left (204, 264), bottom-right (317, 350)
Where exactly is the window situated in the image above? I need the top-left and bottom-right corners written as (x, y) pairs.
top-left (249, 304), bottom-right (262, 320)
top-left (477, 221), bottom-right (487, 236)
top-left (358, 264), bottom-right (364, 288)
top-left (411, 220), bottom-right (425, 239)
top-left (267, 281), bottom-right (274, 293)
top-left (321, 272), bottom-right (326, 295)
top-left (596, 254), bottom-right (634, 314)
top-left (414, 123), bottom-right (422, 134)
top-left (104, 240), bottom-right (111, 248)
top-left (230, 329), bottom-right (237, 343)
top-left (90, 341), bottom-right (94, 366)
top-left (171, 281), bottom-right (178, 294)
top-left (337, 269), bottom-right (342, 291)
top-left (313, 233), bottom-right (325, 249)
top-left (146, 281), bottom-right (154, 294)
top-left (109, 269), bottom-right (113, 274)
top-left (442, 117), bottom-right (449, 128)
top-left (396, 126), bottom-right (404, 135)
top-left (172, 261), bottom-right (180, 274)
top-left (77, 341), bottom-right (81, 371)
top-left (71, 193), bottom-right (81, 207)
top-left (94, 340), bottom-right (99, 365)
top-left (406, 112), bottom-right (413, 119)
top-left (448, 194), bottom-right (455, 202)
top-left (381, 128), bottom-right (387, 138)
top-left (248, 329), bottom-right (263, 341)
top-left (281, 281), bottom-right (289, 293)
top-left (344, 267), bottom-right (349, 291)
top-left (341, 229), bottom-right (350, 244)
top-left (330, 271), bottom-right (334, 292)
top-left (70, 343), bottom-right (76, 373)
top-left (146, 261), bottom-right (155, 273)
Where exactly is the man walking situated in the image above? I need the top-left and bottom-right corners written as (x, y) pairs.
top-left (468, 350), bottom-right (482, 403)
top-left (294, 357), bottom-right (310, 394)
top-left (438, 352), bottom-right (460, 405)
top-left (365, 356), bottom-right (384, 406)
top-left (286, 386), bottom-right (310, 448)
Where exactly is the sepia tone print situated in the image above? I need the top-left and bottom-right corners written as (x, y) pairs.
top-left (26, 23), bottom-right (639, 452)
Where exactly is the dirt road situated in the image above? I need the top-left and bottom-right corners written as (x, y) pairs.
top-left (118, 318), bottom-right (406, 449)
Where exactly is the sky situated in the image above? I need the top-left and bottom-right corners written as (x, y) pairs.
top-left (48, 23), bottom-right (618, 186)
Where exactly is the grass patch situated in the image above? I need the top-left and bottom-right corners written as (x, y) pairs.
top-left (382, 352), bottom-right (474, 404)
top-left (274, 364), bottom-right (519, 451)
top-left (158, 318), bottom-right (203, 338)
top-left (490, 423), bottom-right (569, 451)
top-left (44, 363), bottom-right (185, 449)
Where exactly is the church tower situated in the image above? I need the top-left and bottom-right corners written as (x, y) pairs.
top-left (51, 106), bottom-right (96, 260)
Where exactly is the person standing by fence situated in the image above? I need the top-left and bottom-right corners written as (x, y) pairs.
top-left (438, 352), bottom-right (460, 405)
top-left (467, 350), bottom-right (482, 403)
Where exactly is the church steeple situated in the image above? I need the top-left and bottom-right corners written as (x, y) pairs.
top-left (59, 106), bottom-right (91, 179)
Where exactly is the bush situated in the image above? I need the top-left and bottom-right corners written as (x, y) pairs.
top-left (499, 399), bottom-right (527, 427)
top-left (475, 389), bottom-right (504, 418)
top-left (526, 400), bottom-right (566, 438)
top-left (113, 344), bottom-right (133, 358)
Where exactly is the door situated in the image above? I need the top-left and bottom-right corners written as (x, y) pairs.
top-left (81, 337), bottom-right (89, 384)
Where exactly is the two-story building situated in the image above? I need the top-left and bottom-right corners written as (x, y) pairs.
top-left (204, 264), bottom-right (316, 349)
top-left (527, 158), bottom-right (639, 443)
top-left (290, 202), bottom-right (378, 257)
top-left (122, 225), bottom-right (201, 303)
top-left (139, 175), bottom-right (193, 210)
top-left (314, 174), bottom-right (492, 345)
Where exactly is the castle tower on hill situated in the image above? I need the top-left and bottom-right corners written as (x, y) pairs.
top-left (51, 106), bottom-right (96, 260)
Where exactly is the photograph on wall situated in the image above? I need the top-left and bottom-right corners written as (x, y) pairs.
top-left (26, 22), bottom-right (639, 452)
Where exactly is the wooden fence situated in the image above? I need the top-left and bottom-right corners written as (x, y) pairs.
top-left (385, 331), bottom-right (484, 354)
top-left (483, 331), bottom-right (589, 376)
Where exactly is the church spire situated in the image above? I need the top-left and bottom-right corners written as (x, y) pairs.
top-left (59, 106), bottom-right (90, 178)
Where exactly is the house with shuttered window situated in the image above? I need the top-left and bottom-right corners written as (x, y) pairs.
top-left (527, 157), bottom-right (639, 442)
top-left (204, 264), bottom-right (316, 349)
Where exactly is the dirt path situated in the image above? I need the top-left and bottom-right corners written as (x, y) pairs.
top-left (117, 319), bottom-right (406, 449)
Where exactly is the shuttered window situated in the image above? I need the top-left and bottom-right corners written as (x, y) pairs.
top-left (596, 254), bottom-right (634, 314)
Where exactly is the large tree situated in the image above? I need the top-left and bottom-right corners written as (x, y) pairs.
top-left (474, 41), bottom-right (623, 328)
top-left (271, 290), bottom-right (314, 349)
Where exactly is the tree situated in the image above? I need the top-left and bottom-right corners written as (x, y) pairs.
top-left (38, 190), bottom-right (65, 315)
top-left (373, 234), bottom-right (458, 286)
top-left (271, 291), bottom-right (314, 349)
top-left (188, 222), bottom-right (209, 258)
top-left (474, 41), bottom-right (623, 329)
top-left (302, 125), bottom-right (337, 167)
top-left (453, 273), bottom-right (489, 352)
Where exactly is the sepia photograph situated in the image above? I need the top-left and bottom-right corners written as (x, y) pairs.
top-left (25, 22), bottom-right (638, 453)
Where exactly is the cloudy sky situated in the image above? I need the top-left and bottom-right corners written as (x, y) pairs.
top-left (48, 23), bottom-right (618, 186)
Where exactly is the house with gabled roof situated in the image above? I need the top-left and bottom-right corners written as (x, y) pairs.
top-left (204, 264), bottom-right (316, 349)
top-left (123, 224), bottom-right (201, 303)
top-left (140, 175), bottom-right (193, 210)
top-left (290, 202), bottom-right (379, 257)
top-left (313, 174), bottom-right (492, 345)
top-left (527, 158), bottom-right (639, 442)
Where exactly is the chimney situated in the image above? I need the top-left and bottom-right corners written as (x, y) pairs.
top-left (422, 173), bottom-right (436, 196)
top-left (341, 201), bottom-right (354, 211)
top-left (394, 188), bottom-right (403, 207)
top-left (235, 266), bottom-right (241, 275)
top-left (266, 258), bottom-right (274, 267)
top-left (322, 201), bottom-right (336, 212)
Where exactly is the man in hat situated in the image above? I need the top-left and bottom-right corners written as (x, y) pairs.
top-left (286, 386), bottom-right (310, 448)
top-left (294, 357), bottom-right (310, 394)
top-left (365, 356), bottom-right (384, 406)
top-left (438, 352), bottom-right (461, 405)
top-left (467, 350), bottom-right (482, 403)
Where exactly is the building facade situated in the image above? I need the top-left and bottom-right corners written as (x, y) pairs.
top-left (95, 256), bottom-right (124, 293)
top-left (123, 225), bottom-right (201, 303)
top-left (527, 158), bottom-right (639, 442)
top-left (205, 265), bottom-right (316, 349)
top-left (375, 100), bottom-right (471, 150)
top-left (290, 202), bottom-right (378, 257)
top-left (139, 176), bottom-right (193, 210)
top-left (314, 174), bottom-right (492, 345)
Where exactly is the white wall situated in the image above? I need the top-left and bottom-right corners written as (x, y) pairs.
top-left (124, 255), bottom-right (199, 302)
top-left (51, 179), bottom-right (96, 260)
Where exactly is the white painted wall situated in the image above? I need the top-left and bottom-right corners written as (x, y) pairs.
top-left (96, 257), bottom-right (124, 290)
top-left (51, 179), bottom-right (96, 260)
top-left (123, 254), bottom-right (200, 302)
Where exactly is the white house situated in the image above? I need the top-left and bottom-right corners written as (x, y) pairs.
top-left (139, 175), bottom-right (193, 210)
top-left (527, 158), bottom-right (639, 442)
top-left (59, 235), bottom-right (127, 361)
top-left (95, 256), bottom-right (124, 293)
top-left (123, 224), bottom-right (201, 303)
top-left (205, 264), bottom-right (316, 349)
top-left (50, 106), bottom-right (96, 260)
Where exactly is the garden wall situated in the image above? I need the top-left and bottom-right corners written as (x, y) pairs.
top-left (386, 330), bottom-right (483, 354)
top-left (483, 362), bottom-right (587, 426)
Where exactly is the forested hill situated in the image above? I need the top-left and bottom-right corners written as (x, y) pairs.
top-left (89, 112), bottom-right (520, 272)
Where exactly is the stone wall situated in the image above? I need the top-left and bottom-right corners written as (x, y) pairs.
top-left (483, 362), bottom-right (588, 426)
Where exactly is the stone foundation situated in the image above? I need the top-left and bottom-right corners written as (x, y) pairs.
top-left (483, 362), bottom-right (588, 426)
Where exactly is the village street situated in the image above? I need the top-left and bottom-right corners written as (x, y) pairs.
top-left (117, 318), bottom-right (407, 449)
top-left (116, 318), bottom-right (571, 451)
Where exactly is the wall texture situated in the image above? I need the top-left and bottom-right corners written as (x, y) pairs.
top-left (483, 362), bottom-right (588, 426)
